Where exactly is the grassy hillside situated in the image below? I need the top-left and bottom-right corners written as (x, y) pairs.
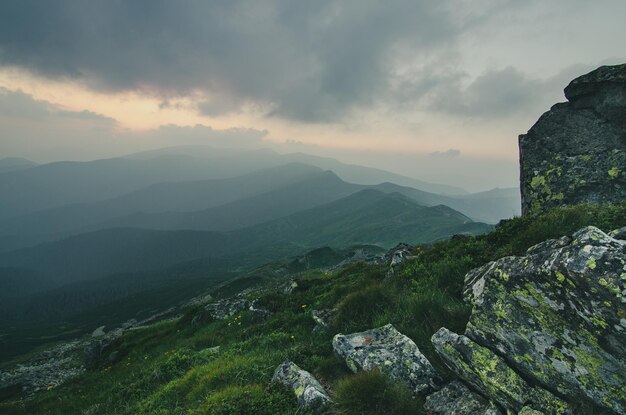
top-left (1, 203), bottom-right (623, 414)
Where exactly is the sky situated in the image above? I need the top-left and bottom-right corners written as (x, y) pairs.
top-left (0, 0), bottom-right (625, 191)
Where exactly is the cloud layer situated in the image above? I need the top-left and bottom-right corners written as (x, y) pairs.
top-left (0, 0), bottom-right (512, 122)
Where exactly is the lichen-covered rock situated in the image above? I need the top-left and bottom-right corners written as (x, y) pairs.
top-left (272, 361), bottom-right (331, 413)
top-left (332, 324), bottom-right (438, 394)
top-left (383, 243), bottom-right (413, 277)
top-left (311, 309), bottom-right (335, 332)
top-left (519, 407), bottom-right (545, 415)
top-left (424, 380), bottom-right (501, 415)
top-left (204, 296), bottom-right (248, 320)
top-left (609, 226), bottom-right (626, 240)
top-left (431, 328), bottom-right (567, 414)
top-left (463, 226), bottom-right (626, 413)
top-left (519, 63), bottom-right (626, 215)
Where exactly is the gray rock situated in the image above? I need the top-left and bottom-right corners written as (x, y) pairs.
top-left (91, 326), bottom-right (106, 338)
top-left (272, 360), bottom-right (331, 413)
top-left (332, 324), bottom-right (438, 394)
top-left (204, 295), bottom-right (248, 320)
top-left (283, 279), bottom-right (299, 294)
top-left (519, 63), bottom-right (626, 215)
top-left (463, 226), bottom-right (626, 413)
top-left (383, 243), bottom-right (413, 277)
top-left (248, 300), bottom-right (271, 322)
top-left (84, 328), bottom-right (124, 369)
top-left (431, 328), bottom-right (567, 414)
top-left (311, 309), bottom-right (335, 332)
top-left (424, 380), bottom-right (501, 415)
top-left (0, 340), bottom-right (85, 396)
top-left (609, 226), bottom-right (626, 240)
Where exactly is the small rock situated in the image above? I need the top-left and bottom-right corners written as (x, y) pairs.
top-left (272, 360), bottom-right (331, 413)
top-left (204, 296), bottom-right (248, 320)
top-left (431, 327), bottom-right (567, 415)
top-left (424, 381), bottom-right (501, 415)
top-left (283, 279), bottom-right (299, 294)
top-left (91, 326), bottom-right (106, 338)
top-left (248, 300), bottom-right (271, 322)
top-left (332, 324), bottom-right (438, 394)
top-left (311, 309), bottom-right (335, 332)
top-left (200, 346), bottom-right (220, 356)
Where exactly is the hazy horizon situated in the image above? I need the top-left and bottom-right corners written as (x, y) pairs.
top-left (1, 1), bottom-right (625, 191)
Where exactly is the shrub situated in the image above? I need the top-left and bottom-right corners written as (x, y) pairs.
top-left (334, 371), bottom-right (422, 415)
top-left (333, 283), bottom-right (393, 333)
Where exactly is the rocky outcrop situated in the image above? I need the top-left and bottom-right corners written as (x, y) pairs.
top-left (463, 226), bottom-right (625, 413)
top-left (432, 328), bottom-right (567, 414)
top-left (433, 225), bottom-right (626, 414)
top-left (424, 380), bottom-right (501, 415)
top-left (272, 361), bottom-right (331, 413)
top-left (201, 292), bottom-right (270, 322)
top-left (333, 324), bottom-right (438, 394)
top-left (519, 63), bottom-right (626, 215)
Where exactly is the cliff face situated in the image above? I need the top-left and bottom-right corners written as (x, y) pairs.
top-left (519, 64), bottom-right (626, 215)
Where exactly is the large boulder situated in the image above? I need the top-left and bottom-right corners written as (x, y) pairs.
top-left (519, 63), bottom-right (626, 215)
top-left (432, 328), bottom-right (567, 414)
top-left (463, 226), bottom-right (626, 413)
top-left (424, 380), bottom-right (501, 415)
top-left (272, 361), bottom-right (331, 413)
top-left (332, 324), bottom-right (438, 394)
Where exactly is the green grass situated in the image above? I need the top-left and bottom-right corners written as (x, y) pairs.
top-left (1, 203), bottom-right (624, 414)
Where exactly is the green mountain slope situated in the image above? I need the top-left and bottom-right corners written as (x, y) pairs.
top-left (0, 203), bottom-right (622, 414)
top-left (0, 190), bottom-right (488, 287)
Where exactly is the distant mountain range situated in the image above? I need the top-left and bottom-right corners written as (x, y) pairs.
top-left (0, 147), bottom-right (511, 359)
top-left (0, 156), bottom-right (519, 252)
top-left (0, 157), bottom-right (38, 173)
top-left (0, 189), bottom-right (491, 287)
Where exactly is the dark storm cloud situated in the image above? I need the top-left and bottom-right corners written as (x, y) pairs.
top-left (0, 0), bottom-right (493, 122)
top-left (423, 64), bottom-right (596, 118)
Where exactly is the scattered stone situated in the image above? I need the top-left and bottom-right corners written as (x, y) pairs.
top-left (204, 296), bottom-right (248, 320)
top-left (248, 300), bottom-right (271, 322)
top-left (200, 346), bottom-right (221, 356)
top-left (0, 340), bottom-right (85, 396)
top-left (424, 380), bottom-right (501, 415)
top-left (383, 243), bottom-right (413, 277)
top-left (91, 326), bottom-right (106, 338)
top-left (519, 63), bottom-right (626, 215)
top-left (283, 279), bottom-right (299, 294)
top-left (272, 360), bottom-right (332, 413)
top-left (463, 226), bottom-right (626, 413)
top-left (84, 328), bottom-right (124, 370)
top-left (431, 327), bottom-right (567, 414)
top-left (332, 324), bottom-right (438, 394)
top-left (311, 309), bottom-right (335, 332)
